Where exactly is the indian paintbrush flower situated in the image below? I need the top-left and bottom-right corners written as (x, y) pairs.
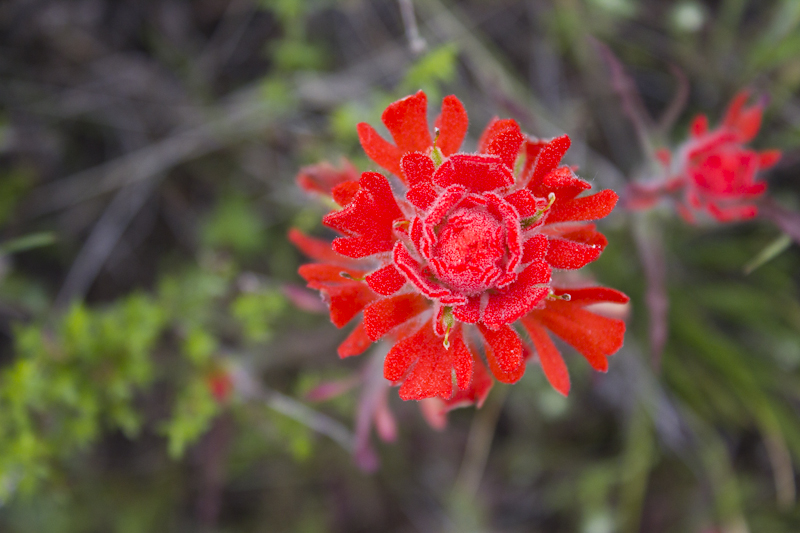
top-left (628, 91), bottom-right (781, 223)
top-left (292, 91), bottom-right (628, 406)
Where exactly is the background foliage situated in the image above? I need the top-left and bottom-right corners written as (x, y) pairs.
top-left (0, 0), bottom-right (799, 531)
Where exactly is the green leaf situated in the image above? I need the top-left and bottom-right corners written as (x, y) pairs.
top-left (161, 378), bottom-right (219, 459)
top-left (744, 234), bottom-right (793, 274)
top-left (401, 44), bottom-right (459, 99)
top-left (182, 327), bottom-right (218, 366)
top-left (270, 39), bottom-right (328, 72)
top-left (201, 194), bottom-right (265, 255)
top-left (231, 290), bottom-right (286, 343)
top-left (0, 233), bottom-right (56, 255)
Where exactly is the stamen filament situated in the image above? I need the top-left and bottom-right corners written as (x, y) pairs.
top-left (339, 272), bottom-right (365, 282)
top-left (431, 128), bottom-right (444, 167)
top-left (521, 192), bottom-right (558, 228)
top-left (547, 292), bottom-right (571, 301)
top-left (441, 306), bottom-right (455, 349)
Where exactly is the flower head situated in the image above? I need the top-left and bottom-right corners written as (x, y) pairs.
top-left (293, 91), bottom-right (627, 404)
top-left (634, 91), bottom-right (781, 223)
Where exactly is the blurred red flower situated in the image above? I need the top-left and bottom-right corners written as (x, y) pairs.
top-left (630, 91), bottom-right (781, 222)
top-left (206, 367), bottom-right (234, 403)
top-left (292, 91), bottom-right (627, 405)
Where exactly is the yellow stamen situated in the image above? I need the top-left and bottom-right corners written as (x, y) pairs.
top-left (547, 292), bottom-right (571, 301)
top-left (431, 128), bottom-right (444, 167)
top-left (522, 192), bottom-right (558, 228)
top-left (441, 306), bottom-right (454, 349)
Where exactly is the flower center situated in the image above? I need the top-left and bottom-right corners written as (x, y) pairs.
top-left (692, 150), bottom-right (753, 194)
top-left (432, 207), bottom-right (506, 294)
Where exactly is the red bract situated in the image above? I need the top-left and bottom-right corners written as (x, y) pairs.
top-left (631, 91), bottom-right (781, 223)
top-left (206, 368), bottom-right (234, 403)
top-left (292, 91), bottom-right (627, 404)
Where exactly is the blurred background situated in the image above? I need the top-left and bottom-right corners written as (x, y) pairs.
top-left (0, 0), bottom-right (799, 531)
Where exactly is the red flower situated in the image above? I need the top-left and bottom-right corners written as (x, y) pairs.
top-left (293, 91), bottom-right (627, 403)
top-left (206, 367), bottom-right (234, 403)
top-left (631, 91), bottom-right (781, 222)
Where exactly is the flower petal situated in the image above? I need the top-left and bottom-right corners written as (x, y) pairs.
top-left (401, 152), bottom-right (436, 187)
top-left (546, 223), bottom-right (607, 247)
top-left (722, 90), bottom-right (750, 129)
top-left (485, 192), bottom-right (523, 285)
top-left (435, 95), bottom-right (469, 156)
top-left (442, 354), bottom-right (494, 410)
top-left (521, 316), bottom-right (570, 396)
top-left (690, 115), bottom-right (708, 137)
top-left (362, 292), bottom-right (429, 341)
top-left (551, 287), bottom-right (630, 306)
top-left (382, 90), bottom-right (432, 153)
top-left (299, 265), bottom-right (377, 328)
top-left (529, 166), bottom-right (591, 203)
top-left (357, 92), bottom-right (459, 179)
top-left (433, 154), bottom-right (514, 192)
top-left (289, 229), bottom-right (359, 267)
top-left (324, 172), bottom-right (404, 258)
top-left (546, 189), bottom-right (619, 224)
top-left (546, 237), bottom-right (604, 270)
top-left (393, 242), bottom-right (466, 304)
top-left (733, 105), bottom-right (763, 143)
top-left (531, 302), bottom-right (626, 372)
top-left (526, 135), bottom-right (571, 189)
top-left (478, 323), bottom-right (525, 383)
top-left (758, 149), bottom-right (781, 170)
top-left (297, 160), bottom-right (359, 197)
top-left (504, 189), bottom-right (546, 218)
top-left (520, 138), bottom-right (549, 182)
top-left (356, 122), bottom-right (403, 177)
top-left (707, 202), bottom-right (758, 222)
top-left (366, 264), bottom-right (406, 296)
top-left (419, 185), bottom-right (468, 259)
top-left (522, 234), bottom-right (549, 264)
top-left (338, 321), bottom-right (372, 358)
top-left (331, 181), bottom-right (360, 207)
top-left (384, 323), bottom-right (473, 400)
top-left (452, 296), bottom-right (481, 323)
top-left (298, 264), bottom-right (366, 287)
top-left (407, 183), bottom-right (439, 211)
top-left (482, 262), bottom-right (550, 329)
top-left (450, 328), bottom-right (473, 390)
top-left (477, 118), bottom-right (524, 170)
